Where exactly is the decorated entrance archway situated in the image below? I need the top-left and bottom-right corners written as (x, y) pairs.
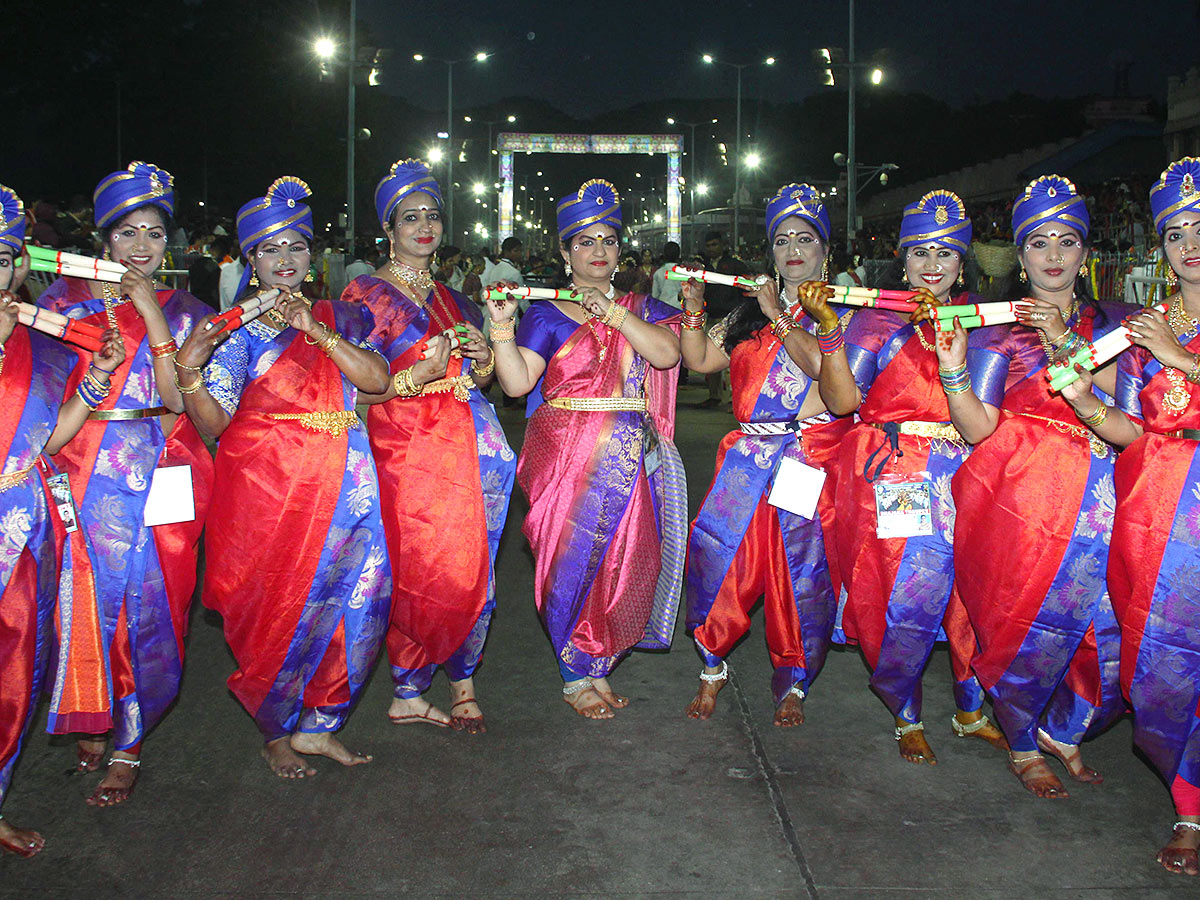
top-left (496, 132), bottom-right (683, 244)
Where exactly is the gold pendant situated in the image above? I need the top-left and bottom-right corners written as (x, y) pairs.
top-left (597, 347), bottom-right (607, 362)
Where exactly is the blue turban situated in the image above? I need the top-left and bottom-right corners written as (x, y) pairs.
top-left (93, 161), bottom-right (174, 230)
top-left (557, 179), bottom-right (622, 242)
top-left (375, 159), bottom-right (442, 228)
top-left (0, 185), bottom-right (25, 252)
top-left (1150, 157), bottom-right (1200, 234)
top-left (1012, 175), bottom-right (1089, 246)
top-left (766, 183), bottom-right (830, 243)
top-left (234, 177), bottom-right (314, 300)
top-left (899, 189), bottom-right (971, 254)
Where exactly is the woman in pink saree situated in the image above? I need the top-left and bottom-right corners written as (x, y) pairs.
top-left (489, 180), bottom-right (684, 719)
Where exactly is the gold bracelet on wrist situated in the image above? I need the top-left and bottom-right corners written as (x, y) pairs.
top-left (1187, 353), bottom-right (1200, 386)
top-left (174, 372), bottom-right (204, 394)
top-left (473, 350), bottom-right (496, 378)
top-left (604, 303), bottom-right (628, 330)
top-left (490, 319), bottom-right (517, 343)
top-left (319, 329), bottom-right (343, 357)
top-left (393, 366), bottom-right (423, 398)
top-left (1077, 402), bottom-right (1109, 428)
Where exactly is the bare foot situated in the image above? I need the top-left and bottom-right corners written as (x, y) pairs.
top-left (261, 737), bottom-right (317, 778)
top-left (895, 721), bottom-right (937, 765)
top-left (387, 695), bottom-right (451, 728)
top-left (1036, 729), bottom-right (1102, 784)
top-left (0, 819), bottom-right (45, 858)
top-left (773, 691), bottom-right (805, 727)
top-left (952, 711), bottom-right (1009, 751)
top-left (590, 676), bottom-right (628, 708)
top-left (1158, 821), bottom-right (1200, 876)
top-left (289, 731), bottom-right (372, 767)
top-left (562, 681), bottom-right (615, 719)
top-left (1008, 753), bottom-right (1069, 799)
top-left (449, 678), bottom-right (486, 734)
top-left (685, 664), bottom-right (728, 720)
top-left (86, 755), bottom-right (139, 807)
top-left (74, 738), bottom-right (106, 774)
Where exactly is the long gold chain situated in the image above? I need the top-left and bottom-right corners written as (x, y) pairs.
top-left (1036, 296), bottom-right (1080, 357)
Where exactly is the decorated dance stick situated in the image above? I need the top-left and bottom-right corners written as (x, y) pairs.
top-left (14, 302), bottom-right (106, 352)
top-left (23, 246), bottom-right (128, 282)
top-left (932, 300), bottom-right (1030, 320)
top-left (206, 289), bottom-right (283, 334)
top-left (664, 264), bottom-right (765, 291)
top-left (483, 286), bottom-right (582, 302)
top-left (933, 312), bottom-right (1019, 332)
top-left (419, 325), bottom-right (471, 359)
top-left (1047, 300), bottom-right (1172, 391)
top-left (824, 285), bottom-right (921, 313)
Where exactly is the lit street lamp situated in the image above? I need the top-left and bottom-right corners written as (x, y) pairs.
top-left (700, 53), bottom-right (775, 250)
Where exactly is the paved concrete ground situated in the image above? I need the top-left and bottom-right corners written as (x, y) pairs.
top-left (1, 382), bottom-right (1196, 898)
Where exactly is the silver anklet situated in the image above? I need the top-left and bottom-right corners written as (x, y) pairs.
top-left (562, 678), bottom-right (593, 696)
top-left (951, 713), bottom-right (993, 737)
top-left (1174, 821), bottom-right (1200, 832)
top-left (894, 721), bottom-right (924, 740)
top-left (699, 661), bottom-right (728, 683)
top-left (783, 684), bottom-right (806, 701)
top-left (107, 757), bottom-right (141, 767)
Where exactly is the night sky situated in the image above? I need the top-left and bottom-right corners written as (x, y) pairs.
top-left (357, 0), bottom-right (1200, 115)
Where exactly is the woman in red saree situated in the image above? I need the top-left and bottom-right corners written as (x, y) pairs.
top-left (1059, 159), bottom-right (1200, 873)
top-left (0, 186), bottom-right (124, 855)
top-left (347, 160), bottom-right (513, 733)
top-left (37, 162), bottom-right (213, 806)
top-left (176, 178), bottom-right (392, 778)
top-left (489, 179), bottom-right (683, 719)
top-left (799, 190), bottom-right (1005, 765)
top-left (940, 176), bottom-right (1127, 799)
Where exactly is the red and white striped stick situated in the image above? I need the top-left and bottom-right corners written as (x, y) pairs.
top-left (483, 286), bottom-right (582, 302)
top-left (15, 302), bottom-right (106, 352)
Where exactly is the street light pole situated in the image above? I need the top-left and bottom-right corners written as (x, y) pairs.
top-left (734, 65), bottom-right (743, 251)
top-left (445, 60), bottom-right (457, 240)
top-left (346, 0), bottom-right (356, 258)
top-left (846, 0), bottom-right (857, 247)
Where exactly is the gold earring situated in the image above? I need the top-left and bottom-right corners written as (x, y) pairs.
top-left (775, 271), bottom-right (783, 295)
top-left (956, 271), bottom-right (964, 286)
top-left (565, 261), bottom-right (572, 277)
top-left (1079, 262), bottom-right (1088, 278)
top-left (1167, 267), bottom-right (1179, 289)
top-left (102, 246), bottom-right (112, 261)
top-left (249, 272), bottom-right (259, 287)
top-left (304, 270), bottom-right (315, 283)
top-left (901, 270), bottom-right (909, 285)
top-left (821, 257), bottom-right (829, 282)
top-left (1018, 266), bottom-right (1027, 283)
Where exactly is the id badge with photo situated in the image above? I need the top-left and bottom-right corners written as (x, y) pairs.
top-left (46, 473), bottom-right (80, 533)
top-left (873, 473), bottom-right (934, 539)
top-left (143, 465), bottom-right (196, 527)
top-left (768, 455), bottom-right (827, 520)
top-left (642, 424), bottom-right (662, 477)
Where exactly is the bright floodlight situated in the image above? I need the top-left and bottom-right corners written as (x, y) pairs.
top-left (427, 146), bottom-right (445, 163)
top-left (464, 115), bottom-right (472, 122)
top-left (696, 183), bottom-right (710, 195)
top-left (473, 183), bottom-right (485, 196)
top-left (765, 57), bottom-right (776, 65)
top-left (653, 213), bottom-right (663, 224)
top-left (745, 152), bottom-right (761, 168)
top-left (666, 117), bottom-right (675, 125)
top-left (412, 53), bottom-right (424, 61)
top-left (475, 52), bottom-right (489, 62)
top-left (507, 114), bottom-right (517, 123)
top-left (314, 37), bottom-right (336, 59)
top-left (871, 68), bottom-right (883, 85)
top-left (702, 54), bottom-right (714, 64)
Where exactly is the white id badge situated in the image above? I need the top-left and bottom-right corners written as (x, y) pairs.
top-left (874, 475), bottom-right (934, 539)
top-left (767, 456), bottom-right (827, 520)
top-left (46, 473), bottom-right (79, 533)
top-left (643, 425), bottom-right (662, 477)
top-left (143, 465), bottom-right (196, 527)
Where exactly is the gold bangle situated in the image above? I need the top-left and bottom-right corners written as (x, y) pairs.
top-left (174, 360), bottom-right (204, 373)
top-left (490, 319), bottom-right (517, 341)
top-left (473, 350), bottom-right (496, 378)
top-left (174, 372), bottom-right (204, 394)
top-left (1077, 403), bottom-right (1109, 428)
top-left (392, 367), bottom-right (423, 398)
top-left (603, 303), bottom-right (628, 330)
top-left (1188, 354), bottom-right (1200, 386)
top-left (319, 330), bottom-right (343, 356)
top-left (149, 339), bottom-right (178, 359)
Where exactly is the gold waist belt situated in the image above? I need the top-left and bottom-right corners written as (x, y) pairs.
top-left (1014, 413), bottom-right (1110, 459)
top-left (89, 406), bottom-right (170, 421)
top-left (267, 411), bottom-right (360, 437)
top-left (0, 465), bottom-right (35, 493)
top-left (873, 420), bottom-right (963, 442)
top-left (421, 374), bottom-right (474, 402)
top-left (545, 396), bottom-right (648, 413)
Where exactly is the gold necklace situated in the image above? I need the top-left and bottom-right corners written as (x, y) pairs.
top-left (1036, 296), bottom-right (1080, 357)
top-left (387, 258), bottom-right (434, 299)
top-left (570, 282), bottom-right (617, 361)
top-left (1163, 294), bottom-right (1197, 414)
